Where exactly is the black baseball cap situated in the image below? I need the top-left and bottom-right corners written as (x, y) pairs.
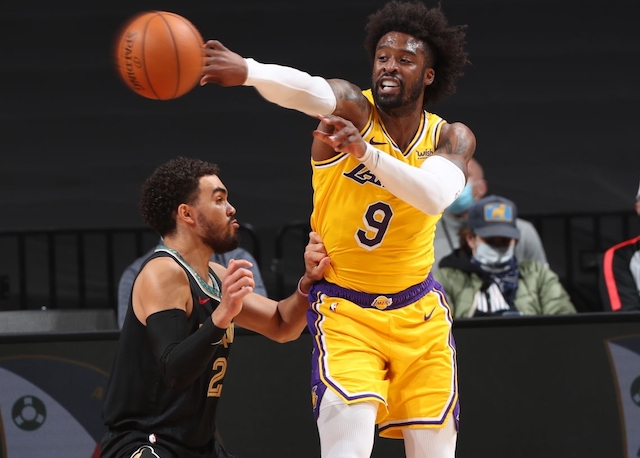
top-left (468, 195), bottom-right (521, 240)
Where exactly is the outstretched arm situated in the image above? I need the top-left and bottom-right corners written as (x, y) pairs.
top-left (200, 40), bottom-right (368, 125)
top-left (314, 114), bottom-right (475, 216)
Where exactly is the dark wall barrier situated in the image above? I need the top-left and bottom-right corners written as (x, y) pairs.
top-left (1, 313), bottom-right (639, 457)
top-left (0, 224), bottom-right (261, 312)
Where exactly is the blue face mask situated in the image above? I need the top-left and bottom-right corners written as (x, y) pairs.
top-left (446, 182), bottom-right (474, 215)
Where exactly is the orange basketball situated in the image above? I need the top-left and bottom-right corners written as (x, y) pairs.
top-left (114, 11), bottom-right (205, 100)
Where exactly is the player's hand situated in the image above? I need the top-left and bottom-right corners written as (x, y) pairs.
top-left (313, 115), bottom-right (367, 159)
top-left (200, 40), bottom-right (248, 87)
top-left (299, 231), bottom-right (331, 293)
top-left (211, 259), bottom-right (255, 328)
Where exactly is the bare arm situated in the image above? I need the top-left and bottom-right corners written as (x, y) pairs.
top-left (433, 122), bottom-right (476, 178)
top-left (311, 79), bottom-right (371, 161)
top-left (212, 231), bottom-right (330, 342)
top-left (132, 257), bottom-right (192, 324)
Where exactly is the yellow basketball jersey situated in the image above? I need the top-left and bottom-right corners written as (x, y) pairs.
top-left (310, 89), bottom-right (446, 293)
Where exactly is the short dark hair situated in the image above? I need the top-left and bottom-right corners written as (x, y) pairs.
top-left (364, 1), bottom-right (470, 106)
top-left (139, 157), bottom-right (220, 237)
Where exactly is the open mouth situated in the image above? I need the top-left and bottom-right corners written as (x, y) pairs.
top-left (379, 76), bottom-right (400, 93)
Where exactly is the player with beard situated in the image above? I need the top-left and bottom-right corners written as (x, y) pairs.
top-left (100, 157), bottom-right (329, 458)
top-left (200, 2), bottom-right (475, 456)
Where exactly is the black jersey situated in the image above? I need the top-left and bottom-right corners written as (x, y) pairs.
top-left (101, 248), bottom-right (233, 456)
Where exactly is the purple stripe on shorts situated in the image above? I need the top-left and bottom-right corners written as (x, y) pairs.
top-left (308, 273), bottom-right (436, 310)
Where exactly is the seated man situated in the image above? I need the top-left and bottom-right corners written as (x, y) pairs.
top-left (433, 195), bottom-right (576, 317)
top-left (600, 181), bottom-right (640, 311)
top-left (433, 158), bottom-right (548, 269)
top-left (117, 244), bottom-right (266, 329)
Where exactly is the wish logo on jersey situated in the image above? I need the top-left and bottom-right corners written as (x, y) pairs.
top-left (0, 356), bottom-right (109, 458)
top-left (416, 149), bottom-right (434, 159)
top-left (606, 336), bottom-right (640, 458)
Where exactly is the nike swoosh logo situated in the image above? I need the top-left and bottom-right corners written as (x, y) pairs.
top-left (198, 297), bottom-right (211, 305)
top-left (369, 138), bottom-right (387, 146)
top-left (424, 308), bottom-right (435, 321)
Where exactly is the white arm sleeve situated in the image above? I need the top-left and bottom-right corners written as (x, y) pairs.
top-left (243, 58), bottom-right (337, 117)
top-left (360, 143), bottom-right (466, 216)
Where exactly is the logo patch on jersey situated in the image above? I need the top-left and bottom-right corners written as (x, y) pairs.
top-left (311, 385), bottom-right (319, 410)
top-left (371, 296), bottom-right (393, 310)
top-left (131, 445), bottom-right (161, 458)
top-left (369, 138), bottom-right (387, 146)
top-left (198, 296), bottom-right (211, 305)
top-left (221, 323), bottom-right (235, 348)
top-left (329, 302), bottom-right (338, 312)
top-left (416, 149), bottom-right (434, 159)
top-left (343, 164), bottom-right (383, 187)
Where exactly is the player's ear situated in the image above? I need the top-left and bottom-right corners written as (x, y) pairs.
top-left (177, 203), bottom-right (196, 225)
top-left (424, 67), bottom-right (435, 86)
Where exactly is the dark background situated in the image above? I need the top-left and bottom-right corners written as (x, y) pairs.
top-left (2, 0), bottom-right (639, 234)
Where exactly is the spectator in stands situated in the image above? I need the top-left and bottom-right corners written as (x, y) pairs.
top-left (433, 195), bottom-right (576, 317)
top-left (600, 181), bottom-right (640, 311)
top-left (433, 158), bottom-right (547, 269)
top-left (117, 244), bottom-right (267, 329)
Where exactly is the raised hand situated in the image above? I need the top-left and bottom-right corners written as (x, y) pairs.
top-left (200, 40), bottom-right (248, 87)
top-left (211, 258), bottom-right (254, 328)
top-left (313, 114), bottom-right (368, 159)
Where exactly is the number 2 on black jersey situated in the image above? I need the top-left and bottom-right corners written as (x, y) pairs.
top-left (207, 357), bottom-right (227, 397)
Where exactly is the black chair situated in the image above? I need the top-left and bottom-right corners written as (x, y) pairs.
top-left (271, 220), bottom-right (312, 300)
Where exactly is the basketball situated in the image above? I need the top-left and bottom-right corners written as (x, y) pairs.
top-left (113, 11), bottom-right (205, 100)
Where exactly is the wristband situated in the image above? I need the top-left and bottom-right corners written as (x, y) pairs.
top-left (297, 276), bottom-right (309, 297)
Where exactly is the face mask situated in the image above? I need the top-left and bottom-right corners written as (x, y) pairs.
top-left (446, 182), bottom-right (474, 215)
top-left (473, 242), bottom-right (515, 265)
